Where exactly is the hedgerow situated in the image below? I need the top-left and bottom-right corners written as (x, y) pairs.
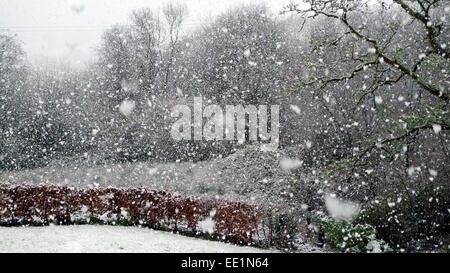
top-left (0, 183), bottom-right (277, 246)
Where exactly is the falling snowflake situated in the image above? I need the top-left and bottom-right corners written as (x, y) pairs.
top-left (119, 99), bottom-right (136, 117)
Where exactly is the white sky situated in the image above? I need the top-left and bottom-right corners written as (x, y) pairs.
top-left (0, 0), bottom-right (293, 67)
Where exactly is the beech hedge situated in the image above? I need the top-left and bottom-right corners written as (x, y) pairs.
top-left (0, 183), bottom-right (279, 246)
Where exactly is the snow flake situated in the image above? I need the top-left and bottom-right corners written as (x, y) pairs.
top-left (197, 217), bottom-right (215, 234)
top-left (290, 105), bottom-right (301, 114)
top-left (325, 195), bottom-right (360, 221)
top-left (432, 124), bottom-right (441, 134)
top-left (429, 169), bottom-right (438, 177)
top-left (119, 99), bottom-right (136, 117)
top-left (280, 158), bottom-right (303, 171)
top-left (305, 140), bottom-right (312, 149)
top-left (375, 96), bottom-right (383, 104)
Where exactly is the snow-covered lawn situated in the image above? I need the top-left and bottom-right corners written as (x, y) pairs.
top-left (0, 225), bottom-right (276, 253)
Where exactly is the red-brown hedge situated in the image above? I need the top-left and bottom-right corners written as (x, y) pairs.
top-left (0, 183), bottom-right (271, 245)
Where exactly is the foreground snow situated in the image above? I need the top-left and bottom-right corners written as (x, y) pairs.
top-left (0, 225), bottom-right (276, 253)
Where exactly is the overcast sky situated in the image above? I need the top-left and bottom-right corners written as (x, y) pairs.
top-left (0, 0), bottom-right (292, 67)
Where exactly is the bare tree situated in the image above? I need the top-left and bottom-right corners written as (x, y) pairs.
top-left (0, 33), bottom-right (27, 169)
top-left (285, 0), bottom-right (449, 164)
top-left (162, 1), bottom-right (187, 91)
top-left (130, 8), bottom-right (163, 92)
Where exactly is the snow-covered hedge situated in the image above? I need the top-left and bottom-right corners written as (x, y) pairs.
top-left (0, 183), bottom-right (270, 245)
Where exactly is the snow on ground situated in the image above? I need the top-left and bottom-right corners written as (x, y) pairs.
top-left (0, 225), bottom-right (276, 253)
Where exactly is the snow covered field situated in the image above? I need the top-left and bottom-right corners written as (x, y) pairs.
top-left (0, 225), bottom-right (276, 253)
top-left (0, 147), bottom-right (287, 202)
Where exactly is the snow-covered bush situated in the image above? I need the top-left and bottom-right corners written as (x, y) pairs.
top-left (321, 214), bottom-right (390, 253)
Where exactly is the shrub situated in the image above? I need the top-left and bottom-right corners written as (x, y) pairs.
top-left (321, 213), bottom-right (390, 253)
top-left (364, 185), bottom-right (450, 252)
top-left (214, 201), bottom-right (263, 244)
